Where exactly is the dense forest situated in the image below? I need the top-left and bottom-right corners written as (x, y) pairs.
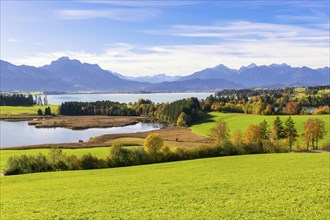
top-left (59, 101), bottom-right (138, 116)
top-left (135, 97), bottom-right (203, 126)
top-left (0, 94), bottom-right (34, 106)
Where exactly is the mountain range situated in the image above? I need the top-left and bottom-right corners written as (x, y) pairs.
top-left (1, 57), bottom-right (329, 92)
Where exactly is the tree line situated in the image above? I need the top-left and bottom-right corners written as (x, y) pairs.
top-left (202, 86), bottom-right (330, 115)
top-left (59, 101), bottom-right (138, 116)
top-left (210, 116), bottom-right (327, 153)
top-left (0, 94), bottom-right (34, 106)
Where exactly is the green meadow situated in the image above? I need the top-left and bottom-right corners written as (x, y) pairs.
top-left (191, 112), bottom-right (330, 144)
top-left (1, 153), bottom-right (329, 219)
top-left (0, 105), bottom-right (59, 115)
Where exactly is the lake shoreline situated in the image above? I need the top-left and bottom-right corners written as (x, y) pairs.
top-left (26, 115), bottom-right (148, 130)
top-left (0, 126), bottom-right (209, 150)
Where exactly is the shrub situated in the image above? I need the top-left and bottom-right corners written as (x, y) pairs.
top-left (320, 142), bottom-right (330, 150)
top-left (108, 143), bottom-right (129, 167)
top-left (4, 154), bottom-right (52, 175)
top-left (47, 148), bottom-right (68, 171)
top-left (128, 148), bottom-right (148, 165)
top-left (144, 133), bottom-right (164, 155)
top-left (262, 140), bottom-right (287, 153)
top-left (64, 155), bottom-right (81, 170)
top-left (243, 143), bottom-right (264, 154)
top-left (80, 153), bottom-right (104, 169)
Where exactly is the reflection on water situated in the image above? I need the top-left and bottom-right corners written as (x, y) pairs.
top-left (0, 121), bottom-right (163, 148)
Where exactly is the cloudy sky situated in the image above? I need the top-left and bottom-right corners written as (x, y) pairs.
top-left (1, 0), bottom-right (329, 76)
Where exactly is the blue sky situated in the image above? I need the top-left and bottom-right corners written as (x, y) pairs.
top-left (1, 0), bottom-right (329, 76)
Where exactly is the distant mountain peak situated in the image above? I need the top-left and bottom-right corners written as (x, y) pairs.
top-left (214, 64), bottom-right (227, 68)
top-left (51, 56), bottom-right (81, 65)
top-left (270, 63), bottom-right (290, 68)
top-left (247, 63), bottom-right (257, 68)
top-left (57, 56), bottom-right (70, 61)
top-left (239, 63), bottom-right (257, 72)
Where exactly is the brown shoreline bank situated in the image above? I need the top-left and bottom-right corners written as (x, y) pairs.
top-left (26, 115), bottom-right (146, 129)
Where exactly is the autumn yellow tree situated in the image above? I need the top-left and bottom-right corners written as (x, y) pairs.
top-left (301, 118), bottom-right (327, 150)
top-left (209, 120), bottom-right (230, 145)
top-left (244, 124), bottom-right (263, 144)
top-left (144, 133), bottom-right (164, 154)
top-left (264, 104), bottom-right (272, 115)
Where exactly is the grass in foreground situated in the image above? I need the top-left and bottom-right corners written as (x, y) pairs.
top-left (191, 112), bottom-right (330, 145)
top-left (0, 153), bottom-right (329, 219)
top-left (0, 105), bottom-right (59, 115)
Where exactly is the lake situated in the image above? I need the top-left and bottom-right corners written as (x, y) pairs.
top-left (0, 121), bottom-right (163, 148)
top-left (47, 92), bottom-right (213, 105)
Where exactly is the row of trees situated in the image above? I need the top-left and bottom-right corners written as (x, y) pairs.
top-left (0, 94), bottom-right (34, 106)
top-left (210, 117), bottom-right (327, 153)
top-left (203, 86), bottom-right (330, 115)
top-left (4, 133), bottom-right (235, 175)
top-left (59, 101), bottom-right (138, 116)
top-left (0, 94), bottom-right (49, 106)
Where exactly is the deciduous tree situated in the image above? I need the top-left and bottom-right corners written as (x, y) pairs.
top-left (209, 120), bottom-right (230, 145)
top-left (244, 124), bottom-right (263, 144)
top-left (144, 133), bottom-right (164, 154)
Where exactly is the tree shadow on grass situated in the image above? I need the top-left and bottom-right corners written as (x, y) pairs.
top-left (192, 113), bottom-right (216, 126)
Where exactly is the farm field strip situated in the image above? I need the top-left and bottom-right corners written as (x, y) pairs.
top-left (0, 105), bottom-right (59, 115)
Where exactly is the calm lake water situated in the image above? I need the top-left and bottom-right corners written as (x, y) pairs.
top-left (47, 92), bottom-right (213, 105)
top-left (0, 121), bottom-right (163, 148)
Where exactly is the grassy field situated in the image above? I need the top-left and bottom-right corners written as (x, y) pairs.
top-left (0, 105), bottom-right (59, 115)
top-left (191, 112), bottom-right (330, 145)
top-left (0, 153), bottom-right (329, 219)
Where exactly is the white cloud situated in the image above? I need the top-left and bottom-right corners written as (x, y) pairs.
top-left (8, 38), bottom-right (20, 43)
top-left (79, 1), bottom-right (201, 7)
top-left (9, 39), bottom-right (329, 77)
top-left (56, 8), bottom-right (160, 21)
top-left (6, 21), bottom-right (329, 76)
top-left (145, 21), bottom-right (329, 44)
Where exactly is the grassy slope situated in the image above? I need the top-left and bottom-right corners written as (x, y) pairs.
top-left (191, 112), bottom-right (330, 144)
top-left (1, 153), bottom-right (329, 219)
top-left (0, 105), bottom-right (59, 115)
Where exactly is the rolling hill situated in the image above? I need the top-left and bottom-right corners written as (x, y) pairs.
top-left (1, 153), bottom-right (329, 219)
